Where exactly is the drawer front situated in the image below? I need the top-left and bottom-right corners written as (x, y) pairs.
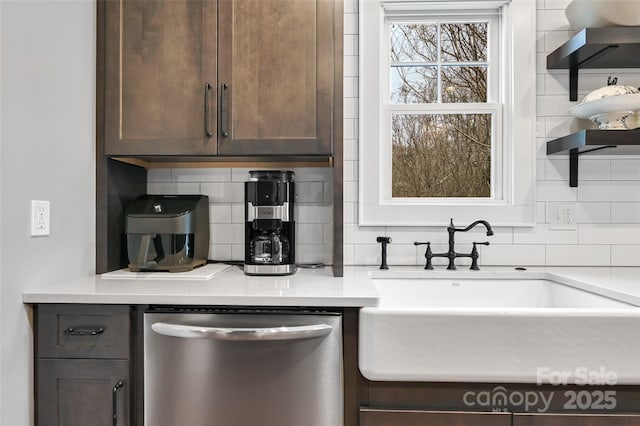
top-left (360, 408), bottom-right (511, 426)
top-left (37, 304), bottom-right (130, 359)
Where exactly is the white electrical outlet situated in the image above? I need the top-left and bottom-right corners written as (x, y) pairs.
top-left (31, 200), bottom-right (50, 236)
top-left (548, 203), bottom-right (577, 230)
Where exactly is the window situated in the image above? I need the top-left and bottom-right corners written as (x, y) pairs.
top-left (359, 0), bottom-right (536, 226)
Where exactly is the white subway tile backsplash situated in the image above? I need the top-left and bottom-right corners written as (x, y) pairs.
top-left (147, 182), bottom-right (200, 195)
top-left (545, 116), bottom-right (576, 138)
top-left (297, 204), bottom-right (332, 224)
top-left (579, 224), bottom-right (640, 245)
top-left (344, 0), bottom-right (358, 14)
top-left (611, 245), bottom-right (640, 266)
top-left (297, 223), bottom-right (325, 244)
top-left (201, 182), bottom-right (244, 203)
top-left (344, 55), bottom-right (359, 79)
top-left (172, 168), bottom-right (231, 182)
top-left (344, 223), bottom-right (382, 244)
top-left (297, 244), bottom-right (331, 264)
top-left (343, 243), bottom-right (355, 265)
top-left (536, 181), bottom-right (578, 201)
top-left (578, 181), bottom-right (640, 202)
top-left (544, 30), bottom-right (573, 53)
top-left (147, 168), bottom-right (171, 182)
top-left (344, 160), bottom-right (357, 182)
top-left (546, 159), bottom-right (610, 181)
top-left (295, 182), bottom-right (325, 203)
top-left (544, 0), bottom-right (572, 10)
top-left (612, 202), bottom-right (640, 223)
top-left (209, 203), bottom-right (232, 223)
top-left (611, 160), bottom-right (640, 180)
top-left (536, 202), bottom-right (547, 223)
top-left (343, 181), bottom-right (357, 203)
top-left (344, 202), bottom-right (357, 224)
top-left (344, 34), bottom-right (358, 56)
top-left (545, 245), bottom-right (611, 266)
top-left (544, 72), bottom-right (569, 95)
top-left (571, 202), bottom-right (611, 224)
top-left (231, 203), bottom-right (244, 224)
top-left (353, 244), bottom-right (380, 265)
top-left (323, 182), bottom-right (334, 203)
top-left (209, 244), bottom-right (232, 261)
top-left (514, 223), bottom-right (577, 244)
top-left (385, 226), bottom-right (430, 244)
top-left (537, 95), bottom-right (576, 117)
top-left (344, 12), bottom-right (358, 34)
top-left (344, 98), bottom-right (358, 119)
top-left (210, 223), bottom-right (244, 245)
top-left (386, 244), bottom-right (419, 265)
top-left (293, 168), bottom-right (333, 182)
top-left (536, 9), bottom-right (570, 32)
top-left (231, 244), bottom-right (244, 261)
top-left (481, 245), bottom-right (546, 266)
top-left (344, 138), bottom-right (358, 161)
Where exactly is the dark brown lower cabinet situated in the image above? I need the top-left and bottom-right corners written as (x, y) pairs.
top-left (513, 413), bottom-right (640, 426)
top-left (359, 408), bottom-right (511, 426)
top-left (37, 359), bottom-right (130, 426)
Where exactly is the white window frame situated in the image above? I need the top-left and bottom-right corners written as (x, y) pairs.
top-left (359, 0), bottom-right (536, 227)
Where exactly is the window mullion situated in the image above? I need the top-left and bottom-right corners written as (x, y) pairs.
top-left (436, 22), bottom-right (442, 104)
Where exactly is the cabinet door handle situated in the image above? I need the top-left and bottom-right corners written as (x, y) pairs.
top-left (112, 379), bottom-right (125, 426)
top-left (204, 83), bottom-right (213, 138)
top-left (63, 327), bottom-right (105, 336)
top-left (220, 83), bottom-right (229, 137)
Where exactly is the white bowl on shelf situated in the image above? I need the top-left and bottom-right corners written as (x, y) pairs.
top-left (565, 0), bottom-right (640, 31)
top-left (569, 93), bottom-right (640, 130)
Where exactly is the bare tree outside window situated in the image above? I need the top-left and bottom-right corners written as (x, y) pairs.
top-left (390, 22), bottom-right (492, 198)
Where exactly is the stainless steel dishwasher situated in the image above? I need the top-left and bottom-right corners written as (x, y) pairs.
top-left (144, 307), bottom-right (343, 426)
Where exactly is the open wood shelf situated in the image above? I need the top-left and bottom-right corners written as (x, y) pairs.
top-left (546, 129), bottom-right (640, 187)
top-left (546, 26), bottom-right (640, 101)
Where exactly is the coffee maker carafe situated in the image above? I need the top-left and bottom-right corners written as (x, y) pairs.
top-left (244, 170), bottom-right (296, 275)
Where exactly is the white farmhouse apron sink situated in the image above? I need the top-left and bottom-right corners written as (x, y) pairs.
top-left (359, 272), bottom-right (640, 384)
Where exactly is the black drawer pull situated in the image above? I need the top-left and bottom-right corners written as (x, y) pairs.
top-left (63, 327), bottom-right (105, 336)
top-left (220, 83), bottom-right (229, 137)
top-left (204, 82), bottom-right (213, 138)
top-left (112, 379), bottom-right (125, 426)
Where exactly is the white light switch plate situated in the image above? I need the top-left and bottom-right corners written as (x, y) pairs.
top-left (31, 200), bottom-right (50, 236)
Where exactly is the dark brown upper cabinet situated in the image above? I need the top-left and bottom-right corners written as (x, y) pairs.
top-left (101, 0), bottom-right (339, 158)
top-left (217, 0), bottom-right (335, 156)
top-left (103, 0), bottom-right (218, 156)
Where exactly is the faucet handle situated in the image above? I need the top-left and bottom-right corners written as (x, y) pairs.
top-left (470, 242), bottom-right (490, 271)
top-left (414, 241), bottom-right (434, 270)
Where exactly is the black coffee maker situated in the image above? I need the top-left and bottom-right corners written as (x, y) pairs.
top-left (244, 170), bottom-right (296, 275)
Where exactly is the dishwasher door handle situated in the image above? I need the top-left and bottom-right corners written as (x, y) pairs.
top-left (151, 322), bottom-right (332, 341)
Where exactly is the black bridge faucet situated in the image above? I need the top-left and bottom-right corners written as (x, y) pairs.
top-left (414, 219), bottom-right (493, 270)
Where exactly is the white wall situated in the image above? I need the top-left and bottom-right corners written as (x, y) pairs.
top-left (343, 0), bottom-right (640, 267)
top-left (0, 1), bottom-right (96, 425)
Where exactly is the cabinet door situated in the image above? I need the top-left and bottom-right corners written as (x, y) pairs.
top-left (217, 0), bottom-right (336, 156)
top-left (513, 413), bottom-right (640, 426)
top-left (103, 0), bottom-right (217, 156)
top-left (360, 408), bottom-right (512, 426)
top-left (37, 359), bottom-right (130, 426)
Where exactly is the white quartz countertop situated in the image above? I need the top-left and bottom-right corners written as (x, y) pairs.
top-left (22, 265), bottom-right (640, 307)
top-left (21, 265), bottom-right (380, 307)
